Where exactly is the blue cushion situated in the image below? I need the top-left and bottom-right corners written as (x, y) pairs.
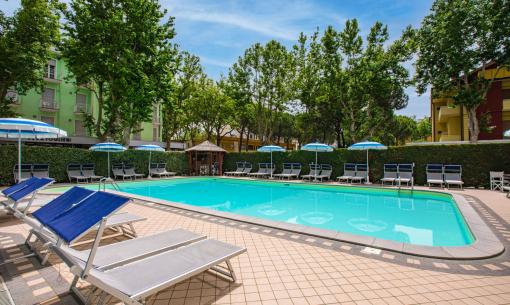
top-left (32, 186), bottom-right (94, 225)
top-left (8, 178), bottom-right (54, 202)
top-left (2, 177), bottom-right (39, 196)
top-left (46, 192), bottom-right (130, 243)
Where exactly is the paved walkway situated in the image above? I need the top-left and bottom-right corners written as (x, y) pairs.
top-left (1, 186), bottom-right (510, 305)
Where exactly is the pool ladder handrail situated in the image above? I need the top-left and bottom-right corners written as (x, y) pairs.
top-left (98, 177), bottom-right (121, 192)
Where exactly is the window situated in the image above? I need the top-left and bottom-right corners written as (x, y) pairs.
top-left (153, 126), bottom-right (159, 141)
top-left (75, 120), bottom-right (86, 136)
top-left (40, 116), bottom-right (54, 126)
top-left (41, 88), bottom-right (56, 108)
top-left (75, 94), bottom-right (87, 112)
top-left (47, 60), bottom-right (56, 79)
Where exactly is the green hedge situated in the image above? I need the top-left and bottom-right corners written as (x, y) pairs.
top-left (0, 144), bottom-right (188, 185)
top-left (223, 143), bottom-right (510, 187)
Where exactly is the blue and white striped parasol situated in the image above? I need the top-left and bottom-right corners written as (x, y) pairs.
top-left (348, 141), bottom-right (387, 183)
top-left (301, 143), bottom-right (334, 181)
top-left (90, 142), bottom-right (126, 178)
top-left (0, 118), bottom-right (68, 181)
top-left (258, 145), bottom-right (286, 178)
top-left (135, 144), bottom-right (165, 178)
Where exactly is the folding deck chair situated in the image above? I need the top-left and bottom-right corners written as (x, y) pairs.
top-left (381, 164), bottom-right (398, 185)
top-left (444, 164), bottom-right (464, 190)
top-left (426, 164), bottom-right (444, 188)
top-left (337, 163), bottom-right (356, 183)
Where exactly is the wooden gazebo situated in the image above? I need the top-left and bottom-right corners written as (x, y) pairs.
top-left (185, 140), bottom-right (227, 176)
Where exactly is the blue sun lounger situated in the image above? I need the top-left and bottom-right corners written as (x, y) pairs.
top-left (1, 186), bottom-right (145, 265)
top-left (1, 177), bottom-right (54, 215)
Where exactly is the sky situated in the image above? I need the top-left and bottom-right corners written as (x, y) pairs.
top-left (3, 0), bottom-right (433, 117)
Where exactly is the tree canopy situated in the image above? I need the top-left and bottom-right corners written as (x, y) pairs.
top-left (413, 0), bottom-right (510, 142)
top-left (0, 0), bottom-right (61, 117)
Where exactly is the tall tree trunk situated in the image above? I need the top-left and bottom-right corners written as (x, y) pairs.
top-left (238, 126), bottom-right (245, 152)
top-left (245, 128), bottom-right (250, 151)
top-left (467, 107), bottom-right (480, 143)
top-left (122, 127), bottom-right (131, 146)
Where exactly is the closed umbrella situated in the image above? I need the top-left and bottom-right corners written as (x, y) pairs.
top-left (301, 143), bottom-right (334, 181)
top-left (257, 145), bottom-right (286, 178)
top-left (89, 142), bottom-right (126, 179)
top-left (135, 144), bottom-right (165, 178)
top-left (0, 118), bottom-right (67, 181)
top-left (348, 141), bottom-right (387, 183)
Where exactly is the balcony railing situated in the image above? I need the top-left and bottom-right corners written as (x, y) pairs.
top-left (40, 100), bottom-right (59, 111)
top-left (74, 104), bottom-right (89, 113)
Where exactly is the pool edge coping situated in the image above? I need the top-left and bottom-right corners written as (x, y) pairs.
top-left (41, 177), bottom-right (505, 260)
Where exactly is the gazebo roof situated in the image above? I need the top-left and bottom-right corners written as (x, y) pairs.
top-left (185, 140), bottom-right (227, 153)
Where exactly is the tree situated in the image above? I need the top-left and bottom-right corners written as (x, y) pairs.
top-left (413, 0), bottom-right (510, 142)
top-left (0, 0), bottom-right (60, 117)
top-left (224, 57), bottom-right (255, 151)
top-left (228, 40), bottom-right (293, 144)
top-left (61, 0), bottom-right (177, 144)
top-left (161, 51), bottom-right (204, 149)
top-left (189, 78), bottom-right (234, 146)
top-left (339, 19), bottom-right (414, 144)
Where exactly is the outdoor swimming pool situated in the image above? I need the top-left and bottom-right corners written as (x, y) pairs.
top-left (108, 178), bottom-right (474, 247)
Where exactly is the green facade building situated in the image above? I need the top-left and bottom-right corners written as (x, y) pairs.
top-left (8, 57), bottom-right (183, 149)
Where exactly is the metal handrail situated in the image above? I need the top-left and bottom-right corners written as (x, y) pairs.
top-left (98, 177), bottom-right (120, 192)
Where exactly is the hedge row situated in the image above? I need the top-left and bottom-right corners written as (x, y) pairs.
top-left (0, 144), bottom-right (187, 185)
top-left (223, 143), bottom-right (510, 187)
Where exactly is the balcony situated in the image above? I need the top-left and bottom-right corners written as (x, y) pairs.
top-left (438, 106), bottom-right (459, 123)
top-left (43, 76), bottom-right (61, 84)
top-left (74, 104), bottom-right (89, 114)
top-left (40, 100), bottom-right (59, 112)
top-left (439, 133), bottom-right (461, 142)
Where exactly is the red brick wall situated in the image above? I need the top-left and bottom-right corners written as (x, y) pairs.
top-left (477, 81), bottom-right (503, 140)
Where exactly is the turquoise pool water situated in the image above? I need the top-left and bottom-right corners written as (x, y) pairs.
top-left (109, 178), bottom-right (474, 247)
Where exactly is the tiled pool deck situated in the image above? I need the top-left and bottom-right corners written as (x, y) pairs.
top-left (1, 181), bottom-right (510, 305)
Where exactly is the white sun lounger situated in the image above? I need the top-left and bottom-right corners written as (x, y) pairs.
top-left (395, 164), bottom-right (414, 187)
top-left (337, 163), bottom-right (356, 183)
top-left (55, 236), bottom-right (246, 305)
top-left (444, 164), bottom-right (464, 190)
top-left (426, 164), bottom-right (444, 188)
top-left (350, 164), bottom-right (367, 184)
top-left (302, 164), bottom-right (320, 181)
top-left (225, 162), bottom-right (245, 176)
top-left (380, 164), bottom-right (398, 185)
top-left (316, 164), bottom-right (333, 182)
